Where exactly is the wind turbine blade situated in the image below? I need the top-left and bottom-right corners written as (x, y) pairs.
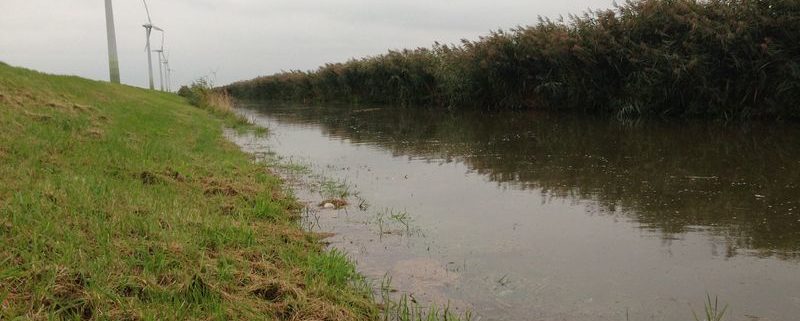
top-left (142, 0), bottom-right (153, 24)
top-left (151, 25), bottom-right (163, 32)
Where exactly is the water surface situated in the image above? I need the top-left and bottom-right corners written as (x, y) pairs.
top-left (228, 103), bottom-right (800, 321)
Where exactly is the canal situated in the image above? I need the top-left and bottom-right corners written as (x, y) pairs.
top-left (227, 103), bottom-right (800, 321)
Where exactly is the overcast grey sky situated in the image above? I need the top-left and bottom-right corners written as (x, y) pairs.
top-left (0, 0), bottom-right (613, 88)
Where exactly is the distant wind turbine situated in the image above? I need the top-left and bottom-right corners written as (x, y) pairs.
top-left (162, 52), bottom-right (172, 92)
top-left (153, 49), bottom-right (164, 91)
top-left (142, 0), bottom-right (163, 90)
top-left (104, 0), bottom-right (120, 83)
top-left (153, 30), bottom-right (166, 91)
top-left (166, 65), bottom-right (174, 92)
top-left (210, 67), bottom-right (220, 84)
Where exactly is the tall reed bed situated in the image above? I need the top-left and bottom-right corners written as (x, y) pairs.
top-left (226, 0), bottom-right (800, 119)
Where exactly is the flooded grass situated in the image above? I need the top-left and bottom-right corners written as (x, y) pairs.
top-left (226, 127), bottom-right (474, 320)
top-left (319, 177), bottom-right (353, 199)
top-left (693, 295), bottom-right (728, 321)
top-left (378, 277), bottom-right (472, 321)
top-left (374, 209), bottom-right (416, 237)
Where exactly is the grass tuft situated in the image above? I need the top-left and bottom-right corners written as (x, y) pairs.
top-left (693, 294), bottom-right (728, 321)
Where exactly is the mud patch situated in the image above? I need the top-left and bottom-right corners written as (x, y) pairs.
top-left (164, 168), bottom-right (186, 182)
top-left (252, 283), bottom-right (283, 301)
top-left (250, 280), bottom-right (297, 303)
top-left (201, 177), bottom-right (256, 198)
top-left (138, 171), bottom-right (161, 185)
top-left (116, 281), bottom-right (148, 300)
top-left (204, 184), bottom-right (239, 196)
top-left (137, 169), bottom-right (188, 186)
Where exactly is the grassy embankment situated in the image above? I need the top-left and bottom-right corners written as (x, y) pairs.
top-left (0, 62), bottom-right (385, 320)
top-left (226, 0), bottom-right (800, 119)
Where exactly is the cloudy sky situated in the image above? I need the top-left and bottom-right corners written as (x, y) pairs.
top-left (0, 0), bottom-right (613, 88)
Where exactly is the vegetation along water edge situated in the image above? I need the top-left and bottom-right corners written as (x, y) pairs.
top-left (0, 62), bottom-right (474, 320)
top-left (224, 0), bottom-right (800, 120)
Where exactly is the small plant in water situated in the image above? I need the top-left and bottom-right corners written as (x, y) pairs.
top-left (319, 177), bottom-right (352, 199)
top-left (693, 294), bottom-right (728, 321)
top-left (379, 276), bottom-right (471, 321)
top-left (390, 210), bottom-right (411, 233)
top-left (357, 196), bottom-right (370, 211)
top-left (374, 208), bottom-right (417, 239)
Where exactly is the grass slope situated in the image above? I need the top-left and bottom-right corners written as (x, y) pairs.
top-left (0, 63), bottom-right (376, 320)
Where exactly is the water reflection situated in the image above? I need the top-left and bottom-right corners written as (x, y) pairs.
top-left (242, 102), bottom-right (800, 259)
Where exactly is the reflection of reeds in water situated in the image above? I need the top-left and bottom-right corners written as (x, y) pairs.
top-left (227, 0), bottom-right (800, 119)
top-left (246, 104), bottom-right (800, 259)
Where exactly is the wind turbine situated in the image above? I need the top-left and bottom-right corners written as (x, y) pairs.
top-left (210, 67), bottom-right (220, 85)
top-left (166, 65), bottom-right (174, 92)
top-left (153, 48), bottom-right (164, 91)
top-left (152, 30), bottom-right (166, 91)
top-left (142, 0), bottom-right (163, 90)
top-left (162, 52), bottom-right (172, 92)
top-left (104, 0), bottom-right (120, 83)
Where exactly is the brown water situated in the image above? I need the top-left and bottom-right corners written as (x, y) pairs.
top-left (226, 103), bottom-right (800, 321)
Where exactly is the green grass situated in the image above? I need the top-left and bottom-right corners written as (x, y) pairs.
top-left (693, 294), bottom-right (728, 321)
top-left (0, 64), bottom-right (379, 320)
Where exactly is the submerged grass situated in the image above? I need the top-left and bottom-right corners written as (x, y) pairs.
top-left (379, 277), bottom-right (470, 321)
top-left (693, 294), bottom-right (728, 321)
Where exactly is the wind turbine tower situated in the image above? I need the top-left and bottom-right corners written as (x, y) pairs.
top-left (165, 62), bottom-right (173, 93)
top-left (151, 29), bottom-right (166, 91)
top-left (104, 0), bottom-right (121, 84)
top-left (162, 53), bottom-right (171, 92)
top-left (142, 0), bottom-right (163, 90)
top-left (153, 49), bottom-right (164, 91)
